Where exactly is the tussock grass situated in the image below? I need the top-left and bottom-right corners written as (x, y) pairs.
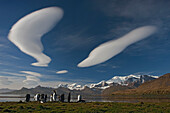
top-left (0, 102), bottom-right (169, 113)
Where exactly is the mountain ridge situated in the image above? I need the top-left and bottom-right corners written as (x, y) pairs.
top-left (2, 74), bottom-right (159, 96)
top-left (112, 73), bottom-right (170, 95)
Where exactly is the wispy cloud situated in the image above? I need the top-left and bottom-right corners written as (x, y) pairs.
top-left (0, 44), bottom-right (6, 47)
top-left (51, 29), bottom-right (97, 52)
top-left (0, 76), bottom-right (12, 85)
top-left (78, 26), bottom-right (157, 67)
top-left (20, 71), bottom-right (42, 77)
top-left (94, 0), bottom-right (170, 20)
top-left (0, 76), bottom-right (24, 89)
top-left (96, 70), bottom-right (106, 73)
top-left (56, 70), bottom-right (68, 74)
top-left (98, 63), bottom-right (119, 69)
top-left (133, 71), bottom-right (157, 75)
top-left (0, 74), bottom-right (40, 89)
top-left (8, 7), bottom-right (63, 67)
top-left (0, 72), bottom-right (27, 77)
top-left (111, 65), bottom-right (119, 69)
top-left (0, 54), bottom-right (20, 60)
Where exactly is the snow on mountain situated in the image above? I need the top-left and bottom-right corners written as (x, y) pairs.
top-left (58, 84), bottom-right (68, 88)
top-left (106, 75), bottom-right (158, 85)
top-left (89, 81), bottom-right (110, 89)
top-left (58, 75), bottom-right (159, 90)
top-left (58, 83), bottom-right (85, 90)
top-left (90, 75), bottom-right (159, 89)
top-left (106, 75), bottom-right (141, 84)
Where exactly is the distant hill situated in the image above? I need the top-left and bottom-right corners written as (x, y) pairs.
top-left (112, 73), bottom-right (170, 95)
top-left (5, 85), bottom-right (102, 98)
top-left (0, 88), bottom-right (14, 93)
top-left (6, 85), bottom-right (55, 95)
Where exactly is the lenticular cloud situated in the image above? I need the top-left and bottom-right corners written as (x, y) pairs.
top-left (78, 26), bottom-right (157, 67)
top-left (8, 7), bottom-right (63, 67)
top-left (56, 70), bottom-right (68, 74)
top-left (23, 76), bottom-right (40, 86)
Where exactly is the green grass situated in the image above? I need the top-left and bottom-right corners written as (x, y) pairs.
top-left (0, 102), bottom-right (169, 113)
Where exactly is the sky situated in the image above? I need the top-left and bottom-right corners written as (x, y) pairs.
top-left (0, 0), bottom-right (170, 89)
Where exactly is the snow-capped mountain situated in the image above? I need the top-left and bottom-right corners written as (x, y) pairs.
top-left (58, 83), bottom-right (85, 90)
top-left (58, 75), bottom-right (159, 90)
top-left (91, 75), bottom-right (159, 89)
top-left (106, 75), bottom-right (158, 85)
top-left (90, 81), bottom-right (110, 89)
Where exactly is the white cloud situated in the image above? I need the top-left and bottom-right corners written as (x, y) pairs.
top-left (8, 7), bottom-right (63, 67)
top-left (56, 70), bottom-right (68, 74)
top-left (25, 76), bottom-right (40, 81)
top-left (78, 26), bottom-right (157, 67)
top-left (20, 71), bottom-right (42, 77)
top-left (0, 72), bottom-right (41, 88)
top-left (23, 76), bottom-right (40, 86)
top-left (23, 80), bottom-right (38, 86)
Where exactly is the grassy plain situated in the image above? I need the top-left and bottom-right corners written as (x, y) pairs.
top-left (0, 102), bottom-right (169, 113)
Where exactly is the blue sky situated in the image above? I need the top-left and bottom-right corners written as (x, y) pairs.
top-left (0, 0), bottom-right (170, 89)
